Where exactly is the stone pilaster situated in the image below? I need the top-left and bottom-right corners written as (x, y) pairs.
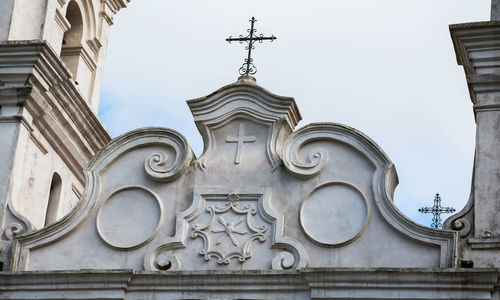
top-left (445, 21), bottom-right (500, 267)
top-left (0, 41), bottom-right (111, 269)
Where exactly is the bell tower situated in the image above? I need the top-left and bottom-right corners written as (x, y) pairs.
top-left (0, 0), bottom-right (129, 269)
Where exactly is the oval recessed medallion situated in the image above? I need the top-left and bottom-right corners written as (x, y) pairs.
top-left (300, 182), bottom-right (369, 247)
top-left (97, 186), bottom-right (162, 250)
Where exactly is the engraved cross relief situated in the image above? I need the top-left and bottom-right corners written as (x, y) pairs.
top-left (226, 123), bottom-right (256, 164)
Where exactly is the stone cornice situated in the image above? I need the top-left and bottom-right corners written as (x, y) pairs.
top-left (0, 268), bottom-right (498, 299)
top-left (187, 77), bottom-right (302, 170)
top-left (102, 0), bottom-right (130, 13)
top-left (54, 8), bottom-right (71, 33)
top-left (188, 76), bottom-right (302, 129)
top-left (60, 46), bottom-right (97, 72)
top-left (450, 22), bottom-right (500, 75)
top-left (450, 22), bottom-right (500, 106)
top-left (0, 41), bottom-right (111, 182)
top-left (101, 0), bottom-right (131, 25)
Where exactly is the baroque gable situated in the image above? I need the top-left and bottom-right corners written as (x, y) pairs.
top-left (11, 77), bottom-right (457, 271)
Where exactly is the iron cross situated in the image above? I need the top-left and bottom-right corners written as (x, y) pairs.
top-left (226, 17), bottom-right (277, 76)
top-left (418, 193), bottom-right (456, 229)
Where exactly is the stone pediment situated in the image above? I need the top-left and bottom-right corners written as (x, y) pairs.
top-left (187, 76), bottom-right (300, 171)
top-left (10, 77), bottom-right (457, 271)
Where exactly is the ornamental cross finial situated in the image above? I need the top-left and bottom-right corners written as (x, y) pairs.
top-left (226, 17), bottom-right (277, 76)
top-left (418, 193), bottom-right (456, 229)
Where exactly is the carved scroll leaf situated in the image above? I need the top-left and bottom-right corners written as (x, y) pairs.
top-left (156, 252), bottom-right (181, 271)
top-left (2, 202), bottom-right (31, 241)
top-left (272, 251), bottom-right (294, 270)
top-left (144, 130), bottom-right (194, 182)
top-left (4, 223), bottom-right (24, 241)
top-left (282, 124), bottom-right (331, 178)
top-left (451, 219), bottom-right (472, 238)
top-left (443, 181), bottom-right (474, 239)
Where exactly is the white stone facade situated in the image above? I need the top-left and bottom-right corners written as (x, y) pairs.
top-left (1, 1), bottom-right (500, 300)
top-left (8, 77), bottom-right (456, 273)
top-left (0, 0), bottom-right (128, 110)
top-left (0, 0), bottom-right (129, 271)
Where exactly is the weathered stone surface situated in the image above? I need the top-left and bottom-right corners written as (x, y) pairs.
top-left (10, 77), bottom-right (457, 272)
top-left (0, 0), bottom-right (129, 269)
top-left (0, 0), bottom-right (130, 109)
top-left (445, 21), bottom-right (500, 268)
top-left (492, 0), bottom-right (500, 20)
top-left (0, 268), bottom-right (498, 299)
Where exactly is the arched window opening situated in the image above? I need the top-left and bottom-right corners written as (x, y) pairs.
top-left (61, 0), bottom-right (84, 77)
top-left (44, 173), bottom-right (62, 227)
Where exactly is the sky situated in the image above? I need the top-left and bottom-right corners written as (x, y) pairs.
top-left (99, 0), bottom-right (491, 227)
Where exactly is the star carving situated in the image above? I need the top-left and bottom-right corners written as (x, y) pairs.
top-left (211, 216), bottom-right (248, 246)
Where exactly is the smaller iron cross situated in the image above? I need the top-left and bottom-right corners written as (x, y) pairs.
top-left (226, 17), bottom-right (276, 76)
top-left (418, 193), bottom-right (456, 229)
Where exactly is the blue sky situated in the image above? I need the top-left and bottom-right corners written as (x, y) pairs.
top-left (98, 0), bottom-right (491, 227)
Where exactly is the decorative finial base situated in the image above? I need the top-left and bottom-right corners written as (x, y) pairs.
top-left (237, 75), bottom-right (257, 84)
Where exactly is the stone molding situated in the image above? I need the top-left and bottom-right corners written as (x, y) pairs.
top-left (101, 0), bottom-right (131, 25)
top-left (96, 186), bottom-right (164, 250)
top-left (447, 21), bottom-right (500, 266)
top-left (103, 0), bottom-right (131, 14)
top-left (60, 46), bottom-right (98, 72)
top-left (144, 189), bottom-right (308, 271)
top-left (54, 9), bottom-right (71, 33)
top-left (0, 268), bottom-right (498, 299)
top-left (8, 78), bottom-right (460, 271)
top-left (187, 76), bottom-right (301, 170)
top-left (10, 127), bottom-right (192, 271)
top-left (450, 21), bottom-right (500, 105)
top-left (283, 123), bottom-right (458, 267)
top-left (0, 40), bottom-right (111, 182)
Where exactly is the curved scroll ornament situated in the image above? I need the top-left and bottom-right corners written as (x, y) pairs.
top-left (144, 248), bottom-right (182, 271)
top-left (144, 130), bottom-right (194, 182)
top-left (155, 252), bottom-right (182, 271)
top-left (2, 203), bottom-right (31, 241)
top-left (272, 251), bottom-right (294, 270)
top-left (443, 173), bottom-right (474, 239)
top-left (451, 219), bottom-right (472, 238)
top-left (282, 124), bottom-right (331, 178)
top-left (4, 223), bottom-right (24, 241)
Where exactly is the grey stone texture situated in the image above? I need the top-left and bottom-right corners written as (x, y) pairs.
top-left (1, 269), bottom-right (500, 299)
top-left (444, 21), bottom-right (500, 268)
top-left (9, 77), bottom-right (457, 273)
top-left (492, 0), bottom-right (500, 20)
top-left (1, 1), bottom-right (500, 299)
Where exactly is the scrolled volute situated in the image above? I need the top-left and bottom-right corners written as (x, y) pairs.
top-left (144, 129), bottom-right (194, 182)
top-left (4, 223), bottom-right (24, 240)
top-left (282, 123), bottom-right (342, 178)
top-left (144, 247), bottom-right (182, 271)
top-left (271, 251), bottom-right (295, 270)
top-left (451, 219), bottom-right (472, 238)
top-left (155, 252), bottom-right (181, 271)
